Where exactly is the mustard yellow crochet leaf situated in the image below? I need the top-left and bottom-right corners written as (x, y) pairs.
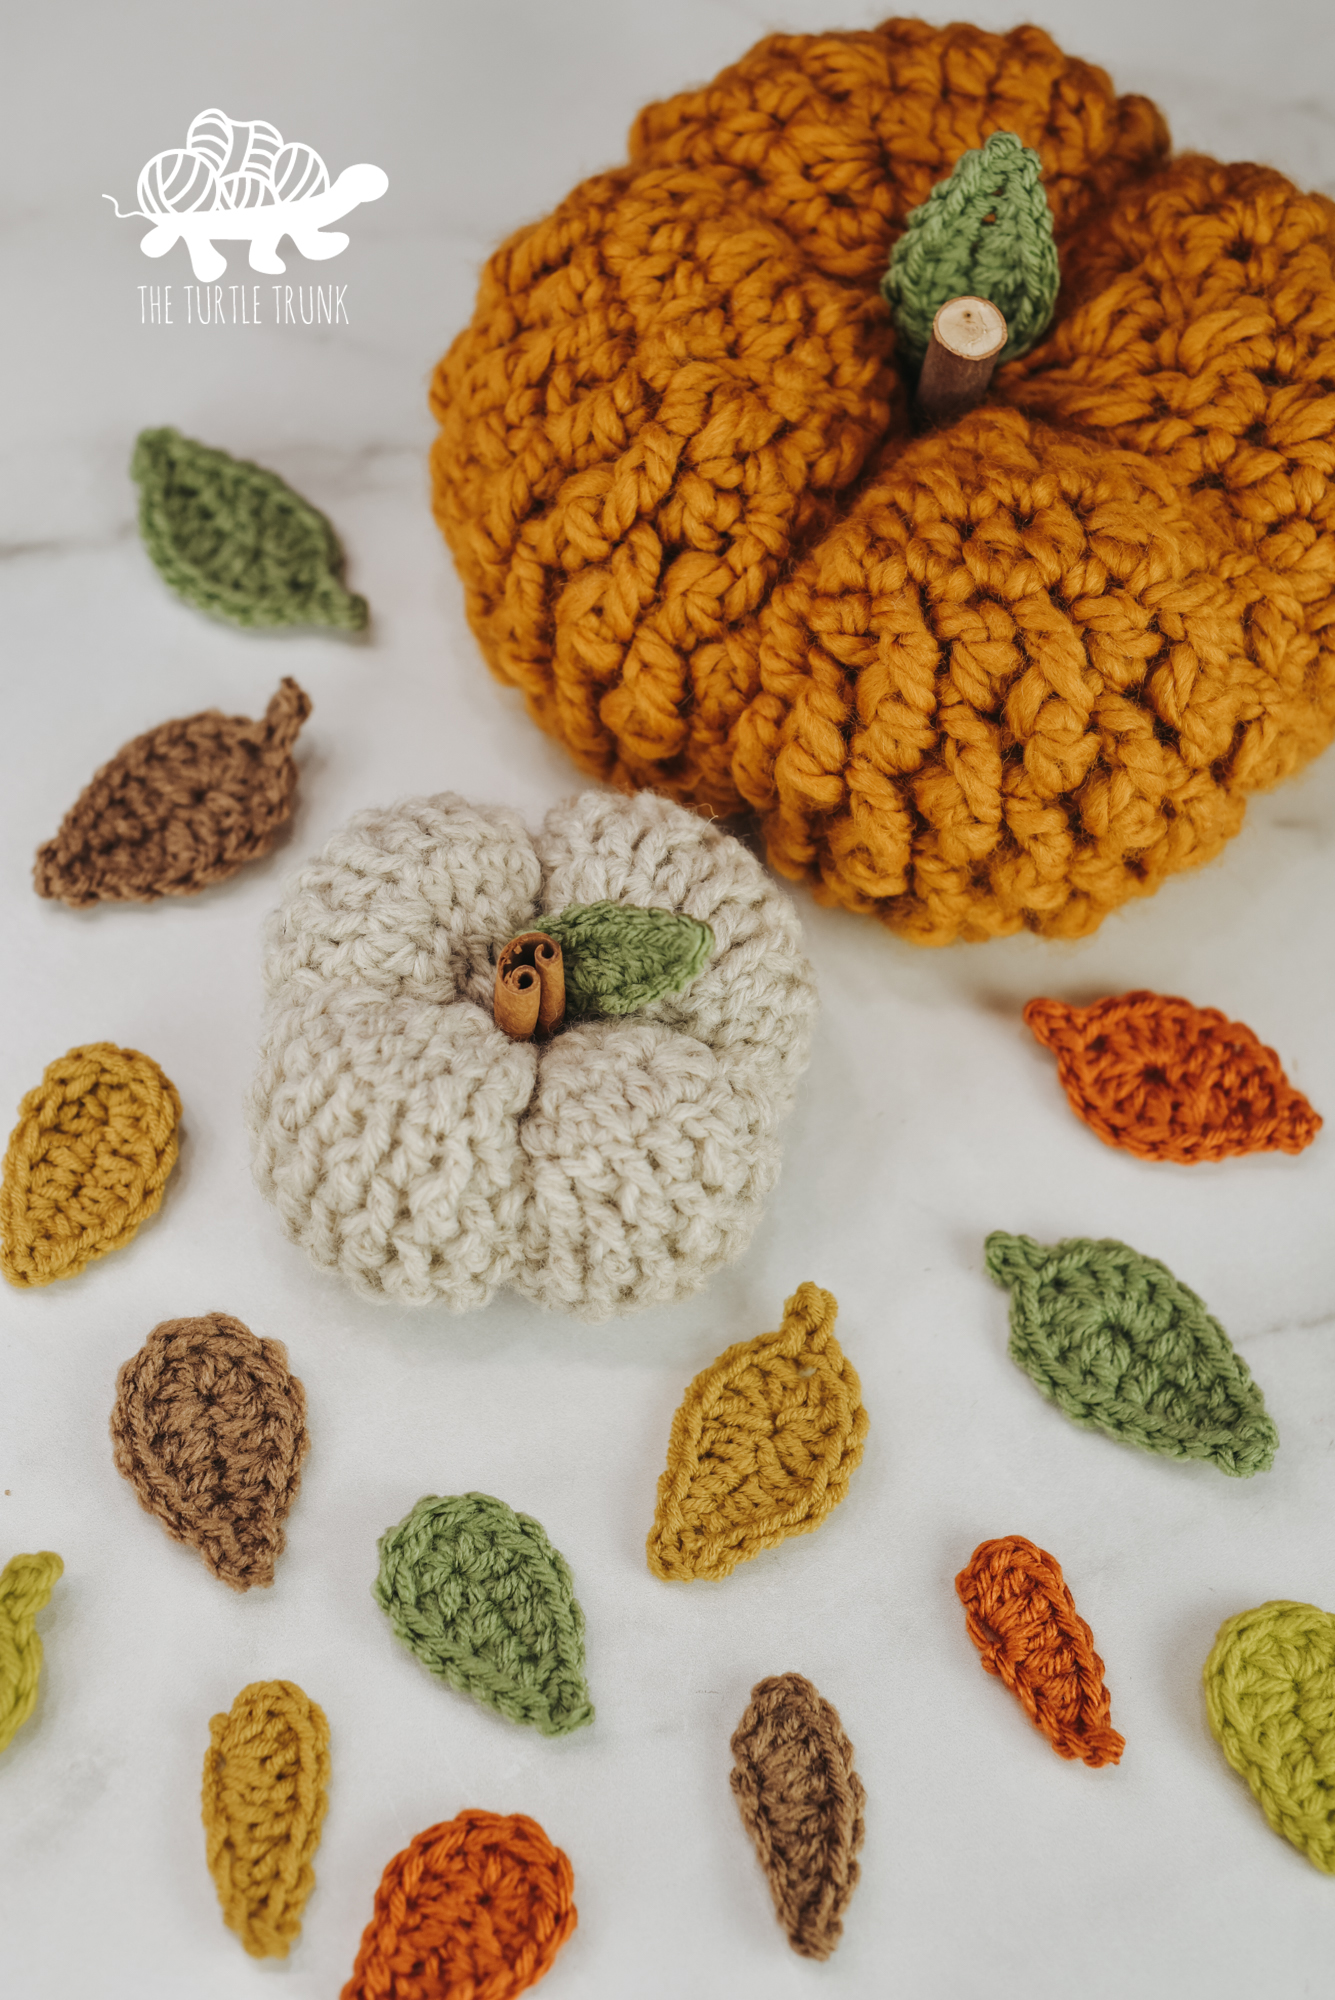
top-left (0, 1551), bottom-right (63, 1756)
top-left (0, 1044), bottom-right (182, 1287)
top-left (647, 1283), bottom-right (868, 1583)
top-left (202, 1679), bottom-right (330, 1957)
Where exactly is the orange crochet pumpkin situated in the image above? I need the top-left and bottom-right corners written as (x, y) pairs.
top-left (431, 20), bottom-right (1335, 944)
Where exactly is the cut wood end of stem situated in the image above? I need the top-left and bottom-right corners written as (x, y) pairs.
top-left (915, 295), bottom-right (1009, 429)
top-left (494, 931), bottom-right (565, 1041)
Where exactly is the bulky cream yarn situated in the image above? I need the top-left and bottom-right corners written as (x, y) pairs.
top-left (247, 790), bottom-right (816, 1318)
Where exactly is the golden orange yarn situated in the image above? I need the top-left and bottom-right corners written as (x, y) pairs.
top-left (647, 1282), bottom-right (867, 1582)
top-left (0, 1044), bottom-right (181, 1287)
top-left (432, 19), bottom-right (1335, 943)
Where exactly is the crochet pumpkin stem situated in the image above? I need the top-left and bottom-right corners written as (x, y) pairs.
top-left (494, 932), bottom-right (565, 1041)
top-left (916, 295), bottom-right (1007, 427)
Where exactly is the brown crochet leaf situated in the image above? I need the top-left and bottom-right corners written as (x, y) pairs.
top-left (34, 678), bottom-right (311, 907)
top-left (730, 1671), bottom-right (865, 1960)
top-left (110, 1312), bottom-right (309, 1590)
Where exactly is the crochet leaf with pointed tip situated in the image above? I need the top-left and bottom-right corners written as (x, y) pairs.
top-left (956, 1535), bottom-right (1124, 1766)
top-left (132, 427), bottom-right (368, 631)
top-left (35, 679), bottom-right (312, 907)
top-left (0, 1552), bottom-right (63, 1756)
top-left (110, 1313), bottom-right (310, 1589)
top-left (986, 1232), bottom-right (1278, 1477)
top-left (730, 1672), bottom-right (865, 1960)
top-left (533, 902), bottom-right (714, 1017)
top-left (1204, 1601), bottom-right (1335, 1872)
top-left (881, 130), bottom-right (1059, 364)
top-left (373, 1493), bottom-right (593, 1737)
top-left (647, 1282), bottom-right (867, 1583)
top-left (202, 1679), bottom-right (330, 1958)
top-left (342, 1811), bottom-right (577, 2000)
top-left (1024, 991), bottom-right (1322, 1162)
top-left (0, 1044), bottom-right (181, 1288)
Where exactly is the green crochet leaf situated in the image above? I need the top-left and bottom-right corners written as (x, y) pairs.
top-left (535, 901), bottom-right (714, 1018)
top-left (373, 1493), bottom-right (594, 1738)
top-left (880, 131), bottom-right (1059, 366)
top-left (985, 1233), bottom-right (1277, 1477)
top-left (131, 427), bottom-right (368, 632)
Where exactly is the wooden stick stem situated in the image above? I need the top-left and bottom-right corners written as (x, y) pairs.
top-left (915, 295), bottom-right (1008, 428)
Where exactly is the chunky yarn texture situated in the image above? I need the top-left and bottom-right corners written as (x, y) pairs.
top-left (247, 788), bottom-right (816, 1318)
top-left (342, 1810), bottom-right (577, 2000)
top-left (374, 1493), bottom-right (593, 1737)
top-left (987, 1234), bottom-right (1277, 1476)
top-left (34, 679), bottom-right (311, 907)
top-left (133, 428), bottom-right (367, 631)
top-left (1025, 991), bottom-right (1321, 1162)
top-left (956, 1535), bottom-right (1124, 1766)
top-left (0, 1043), bottom-right (181, 1287)
top-left (647, 1282), bottom-right (867, 1582)
top-left (730, 1672), bottom-right (865, 1960)
top-left (202, 1679), bottom-right (330, 1958)
top-left (432, 19), bottom-right (1335, 943)
top-left (0, 1552), bottom-right (63, 1757)
top-left (110, 1312), bottom-right (310, 1589)
top-left (1204, 1601), bottom-right (1335, 1872)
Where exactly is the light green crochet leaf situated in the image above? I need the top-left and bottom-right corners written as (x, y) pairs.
top-left (535, 901), bottom-right (714, 1018)
top-left (985, 1233), bottom-right (1277, 1477)
top-left (0, 1551), bottom-right (63, 1756)
top-left (1204, 1601), bottom-right (1335, 1872)
top-left (373, 1493), bottom-right (593, 1738)
top-left (880, 131), bottom-right (1059, 365)
top-left (131, 427), bottom-right (368, 631)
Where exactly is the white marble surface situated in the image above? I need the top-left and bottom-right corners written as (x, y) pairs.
top-left (2, 4), bottom-right (1334, 1995)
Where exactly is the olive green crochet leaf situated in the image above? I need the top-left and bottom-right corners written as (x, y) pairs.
top-left (881, 131), bottom-right (1059, 366)
top-left (373, 1492), bottom-right (594, 1738)
top-left (1204, 1601), bottom-right (1335, 1873)
top-left (131, 427), bottom-right (368, 632)
top-left (986, 1233), bottom-right (1278, 1477)
top-left (535, 901), bottom-right (714, 1018)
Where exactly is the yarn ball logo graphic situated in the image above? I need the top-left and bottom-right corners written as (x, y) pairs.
top-left (105, 108), bottom-right (387, 281)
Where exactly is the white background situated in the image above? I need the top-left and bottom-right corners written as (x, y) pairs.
top-left (2, 3), bottom-right (1334, 1994)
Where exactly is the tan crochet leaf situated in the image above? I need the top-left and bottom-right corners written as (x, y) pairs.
top-left (646, 1283), bottom-right (868, 1582)
top-left (0, 1044), bottom-right (182, 1287)
top-left (730, 1671), bottom-right (865, 1959)
top-left (34, 678), bottom-right (311, 907)
top-left (110, 1313), bottom-right (309, 1590)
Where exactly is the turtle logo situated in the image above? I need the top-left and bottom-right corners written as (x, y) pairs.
top-left (104, 108), bottom-right (387, 282)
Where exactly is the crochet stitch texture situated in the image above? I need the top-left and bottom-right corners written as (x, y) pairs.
top-left (0, 1552), bottom-right (62, 1757)
top-left (342, 1811), bottom-right (577, 2000)
top-left (34, 679), bottom-right (311, 907)
top-left (202, 1679), bottom-right (330, 1958)
top-left (0, 1043), bottom-right (181, 1287)
top-left (647, 1282), bottom-right (868, 1581)
top-left (247, 787), bottom-right (816, 1318)
top-left (1204, 1601), bottom-right (1335, 1872)
top-left (986, 1233), bottom-right (1278, 1476)
top-left (110, 1312), bottom-right (310, 1589)
top-left (133, 427), bottom-right (367, 631)
top-left (374, 1494), bottom-right (594, 1737)
top-left (1024, 991), bottom-right (1322, 1161)
top-left (432, 19), bottom-right (1335, 944)
top-left (730, 1672), bottom-right (865, 1960)
top-left (956, 1535), bottom-right (1124, 1766)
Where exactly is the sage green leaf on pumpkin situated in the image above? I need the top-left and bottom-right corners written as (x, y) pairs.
top-left (881, 131), bottom-right (1059, 365)
top-left (534, 901), bottom-right (714, 1018)
top-left (985, 1233), bottom-right (1277, 1477)
top-left (373, 1493), bottom-right (594, 1737)
top-left (131, 427), bottom-right (368, 631)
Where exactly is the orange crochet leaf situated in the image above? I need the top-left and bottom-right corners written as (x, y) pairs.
top-left (1024, 991), bottom-right (1321, 1163)
top-left (646, 1282), bottom-right (867, 1583)
top-left (341, 1810), bottom-right (576, 2000)
top-left (955, 1535), bottom-right (1124, 1767)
